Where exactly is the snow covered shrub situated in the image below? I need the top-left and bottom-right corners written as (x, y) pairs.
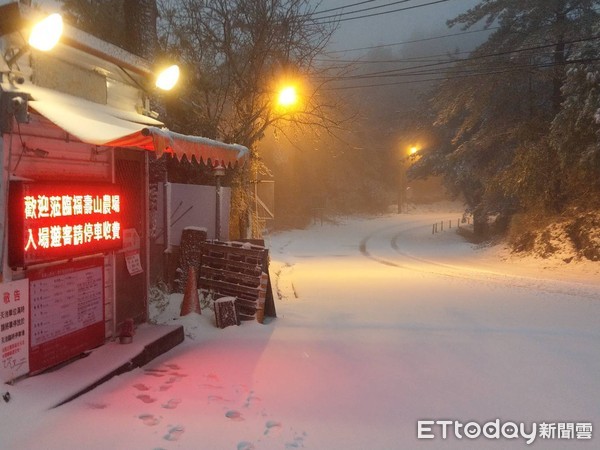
top-left (148, 280), bottom-right (170, 323)
top-left (535, 225), bottom-right (578, 260)
top-left (507, 213), bottom-right (539, 253)
top-left (566, 212), bottom-right (600, 261)
top-left (508, 210), bottom-right (600, 261)
top-left (199, 290), bottom-right (215, 311)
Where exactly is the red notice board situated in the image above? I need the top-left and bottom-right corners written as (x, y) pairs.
top-left (27, 258), bottom-right (105, 374)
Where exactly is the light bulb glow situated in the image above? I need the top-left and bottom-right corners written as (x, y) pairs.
top-left (278, 86), bottom-right (298, 107)
top-left (28, 13), bottom-right (63, 51)
top-left (155, 65), bottom-right (180, 91)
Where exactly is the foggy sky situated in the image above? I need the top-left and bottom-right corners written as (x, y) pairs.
top-left (313, 0), bottom-right (482, 54)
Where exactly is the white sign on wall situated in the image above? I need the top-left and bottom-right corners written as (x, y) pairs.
top-left (27, 258), bottom-right (105, 373)
top-left (0, 278), bottom-right (29, 382)
top-left (30, 265), bottom-right (103, 347)
top-left (156, 182), bottom-right (231, 245)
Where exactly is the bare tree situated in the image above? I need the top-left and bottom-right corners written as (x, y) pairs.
top-left (158, 0), bottom-right (346, 237)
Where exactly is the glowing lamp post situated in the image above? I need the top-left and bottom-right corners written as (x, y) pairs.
top-left (398, 145), bottom-right (420, 214)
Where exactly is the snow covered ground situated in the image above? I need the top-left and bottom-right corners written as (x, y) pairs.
top-left (2, 204), bottom-right (599, 449)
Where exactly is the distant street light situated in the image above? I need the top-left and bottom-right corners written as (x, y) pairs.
top-left (398, 144), bottom-right (421, 214)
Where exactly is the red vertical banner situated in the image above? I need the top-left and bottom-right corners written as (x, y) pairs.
top-left (27, 258), bottom-right (105, 374)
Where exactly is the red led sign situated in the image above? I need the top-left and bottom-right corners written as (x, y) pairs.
top-left (9, 182), bottom-right (123, 267)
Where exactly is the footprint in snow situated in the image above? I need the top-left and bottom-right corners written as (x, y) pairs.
top-left (205, 373), bottom-right (220, 381)
top-left (237, 441), bottom-right (255, 450)
top-left (200, 383), bottom-right (224, 390)
top-left (144, 368), bottom-right (168, 377)
top-left (85, 402), bottom-right (108, 409)
top-left (165, 376), bottom-right (178, 385)
top-left (164, 363), bottom-right (181, 370)
top-left (164, 425), bottom-right (185, 441)
top-left (161, 398), bottom-right (182, 409)
top-left (169, 371), bottom-right (188, 378)
top-left (285, 432), bottom-right (308, 449)
top-left (243, 391), bottom-right (261, 408)
top-left (132, 383), bottom-right (150, 391)
top-left (264, 420), bottom-right (282, 435)
top-left (207, 395), bottom-right (230, 403)
top-left (225, 410), bottom-right (244, 421)
top-left (136, 394), bottom-right (157, 404)
top-left (138, 414), bottom-right (161, 426)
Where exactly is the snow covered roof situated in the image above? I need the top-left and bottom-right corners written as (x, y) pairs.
top-left (8, 83), bottom-right (248, 167)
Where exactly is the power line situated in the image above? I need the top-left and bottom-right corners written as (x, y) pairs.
top-left (319, 4), bottom-right (600, 55)
top-left (323, 56), bottom-right (600, 90)
top-left (321, 56), bottom-right (471, 70)
top-left (332, 56), bottom-right (570, 81)
top-left (322, 34), bottom-right (600, 82)
top-left (311, 0), bottom-right (378, 17)
top-left (314, 0), bottom-right (453, 25)
top-left (312, 0), bottom-right (417, 21)
top-left (322, 27), bottom-right (497, 57)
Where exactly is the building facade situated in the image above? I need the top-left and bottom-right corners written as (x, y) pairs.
top-left (0, 3), bottom-right (246, 380)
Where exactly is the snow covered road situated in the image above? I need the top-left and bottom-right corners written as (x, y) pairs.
top-left (4, 210), bottom-right (599, 449)
top-left (267, 212), bottom-right (600, 449)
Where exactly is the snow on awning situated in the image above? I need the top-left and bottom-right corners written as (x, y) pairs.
top-left (107, 127), bottom-right (249, 167)
top-left (20, 84), bottom-right (248, 167)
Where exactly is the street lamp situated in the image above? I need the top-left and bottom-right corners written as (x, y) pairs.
top-left (277, 85), bottom-right (298, 108)
top-left (398, 145), bottom-right (420, 214)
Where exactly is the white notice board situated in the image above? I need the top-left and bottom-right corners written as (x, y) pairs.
top-left (0, 278), bottom-right (30, 382)
top-left (28, 258), bottom-right (105, 373)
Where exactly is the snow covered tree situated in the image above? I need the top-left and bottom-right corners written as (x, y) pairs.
top-left (413, 0), bottom-right (600, 237)
top-left (549, 29), bottom-right (600, 208)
